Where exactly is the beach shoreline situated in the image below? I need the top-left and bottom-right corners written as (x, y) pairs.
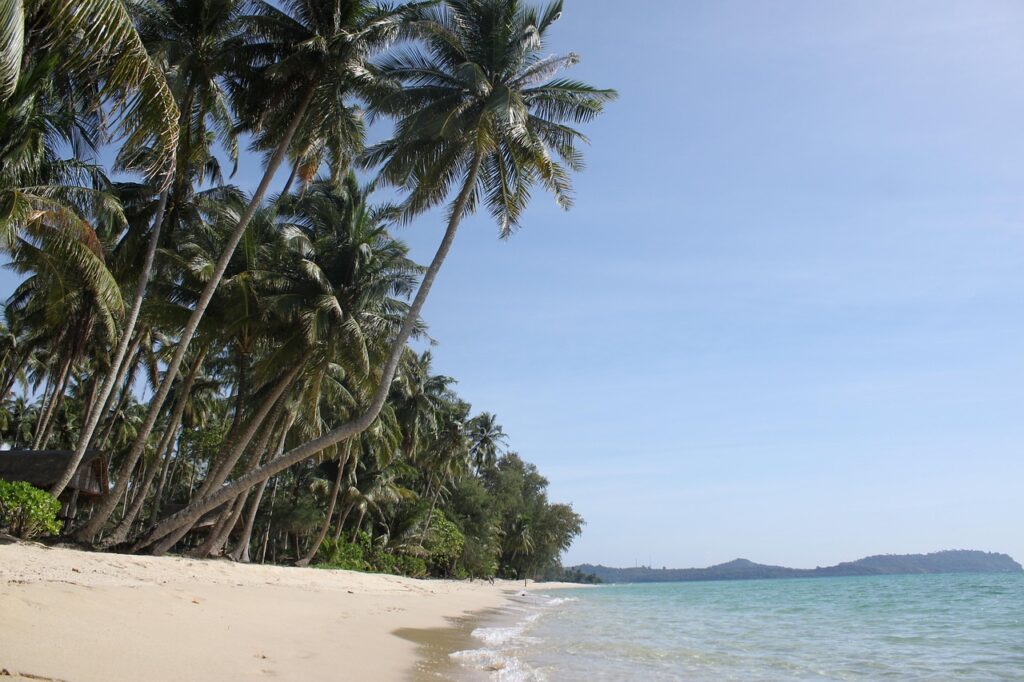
top-left (0, 540), bottom-right (582, 681)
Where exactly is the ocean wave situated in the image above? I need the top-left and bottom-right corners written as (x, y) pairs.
top-left (449, 592), bottom-right (580, 679)
top-left (471, 624), bottom-right (526, 646)
top-left (450, 648), bottom-right (543, 681)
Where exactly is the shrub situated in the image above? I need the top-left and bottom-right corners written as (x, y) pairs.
top-left (425, 511), bottom-right (465, 576)
top-left (0, 480), bottom-right (62, 539)
top-left (314, 538), bottom-right (366, 571)
top-left (392, 554), bottom-right (427, 578)
top-left (316, 532), bottom-right (426, 579)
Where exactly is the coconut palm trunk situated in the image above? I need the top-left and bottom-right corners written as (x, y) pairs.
top-left (147, 358), bottom-right (306, 554)
top-left (419, 484), bottom-right (442, 545)
top-left (32, 353), bottom-right (72, 449)
top-left (95, 335), bottom-right (147, 442)
top-left (50, 187), bottom-right (170, 498)
top-left (134, 148), bottom-right (485, 553)
top-left (333, 502), bottom-right (353, 543)
top-left (100, 444), bottom-right (163, 547)
top-left (191, 401), bottom-right (291, 558)
top-left (216, 351), bottom-right (251, 477)
top-left (1, 351), bottom-right (31, 402)
top-left (229, 477), bottom-right (269, 562)
top-left (280, 159), bottom-right (300, 196)
top-left (257, 475), bottom-right (281, 564)
top-left (98, 345), bottom-right (208, 547)
top-left (154, 425), bottom-right (189, 518)
top-left (296, 441), bottom-right (351, 567)
top-left (76, 84), bottom-right (317, 543)
top-left (229, 411), bottom-right (295, 562)
top-left (30, 368), bottom-right (59, 448)
top-left (350, 506), bottom-right (367, 543)
top-left (192, 495), bottom-right (245, 558)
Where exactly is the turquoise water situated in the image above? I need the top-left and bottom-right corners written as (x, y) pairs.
top-left (448, 573), bottom-right (1024, 680)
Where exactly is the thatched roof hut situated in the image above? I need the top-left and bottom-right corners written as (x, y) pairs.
top-left (0, 450), bottom-right (109, 517)
top-left (0, 449), bottom-right (109, 497)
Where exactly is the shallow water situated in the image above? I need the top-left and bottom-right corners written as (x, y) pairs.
top-left (443, 573), bottom-right (1024, 680)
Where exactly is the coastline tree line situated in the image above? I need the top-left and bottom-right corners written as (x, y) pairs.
top-left (0, 0), bottom-right (613, 579)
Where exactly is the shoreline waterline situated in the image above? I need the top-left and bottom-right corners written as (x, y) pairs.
top-left (405, 587), bottom-right (590, 680)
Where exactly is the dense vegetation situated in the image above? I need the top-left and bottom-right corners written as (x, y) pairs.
top-left (0, 479), bottom-right (62, 538)
top-left (0, 0), bottom-right (613, 579)
top-left (575, 550), bottom-right (1024, 583)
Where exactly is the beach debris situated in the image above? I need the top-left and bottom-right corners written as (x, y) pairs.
top-left (0, 671), bottom-right (69, 681)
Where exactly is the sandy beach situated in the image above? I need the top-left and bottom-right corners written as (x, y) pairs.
top-left (0, 540), bottom-right (579, 681)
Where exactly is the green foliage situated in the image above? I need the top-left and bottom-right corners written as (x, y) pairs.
top-left (314, 537), bottom-right (367, 571)
top-left (314, 532), bottom-right (427, 578)
top-left (539, 565), bottom-right (602, 584)
top-left (372, 550), bottom-right (427, 579)
top-left (395, 555), bottom-right (428, 578)
top-left (447, 477), bottom-right (500, 578)
top-left (424, 510), bottom-right (465, 576)
top-left (0, 480), bottom-right (62, 539)
top-left (484, 454), bottom-right (585, 579)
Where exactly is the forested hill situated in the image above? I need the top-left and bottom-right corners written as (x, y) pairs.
top-left (574, 550), bottom-right (1023, 584)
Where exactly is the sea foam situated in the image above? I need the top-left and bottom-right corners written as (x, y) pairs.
top-left (448, 591), bottom-right (580, 680)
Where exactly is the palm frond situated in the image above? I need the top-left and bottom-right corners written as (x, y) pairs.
top-left (0, 0), bottom-right (23, 102)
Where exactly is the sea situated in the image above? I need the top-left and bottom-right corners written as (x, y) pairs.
top-left (437, 573), bottom-right (1024, 680)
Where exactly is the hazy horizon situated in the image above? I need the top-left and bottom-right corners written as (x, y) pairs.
top-left (569, 548), bottom-right (1024, 571)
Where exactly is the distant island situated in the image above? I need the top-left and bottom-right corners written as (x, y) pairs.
top-left (573, 550), bottom-right (1022, 583)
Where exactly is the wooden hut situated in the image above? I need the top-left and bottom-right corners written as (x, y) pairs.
top-left (0, 449), bottom-right (109, 519)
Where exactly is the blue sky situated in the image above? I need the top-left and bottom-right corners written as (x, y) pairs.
top-left (8, 0), bottom-right (1024, 569)
top-left (378, 0), bottom-right (1024, 569)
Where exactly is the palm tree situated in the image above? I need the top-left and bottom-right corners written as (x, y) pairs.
top-left (80, 0), bottom-right (416, 543)
top-left (504, 514), bottom-right (534, 575)
top-left (3, 207), bottom-right (124, 449)
top-left (393, 350), bottom-right (453, 459)
top-left (416, 393), bottom-right (470, 540)
top-left (50, 0), bottom-right (248, 499)
top-left (468, 411), bottom-right (506, 473)
top-left (0, 395), bottom-right (38, 446)
top-left (135, 0), bottom-right (614, 552)
top-left (198, 178), bottom-right (417, 555)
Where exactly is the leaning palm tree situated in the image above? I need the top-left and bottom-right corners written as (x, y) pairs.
top-left (4, 0), bottom-right (179, 489)
top-left (134, 0), bottom-right (614, 553)
top-left (79, 0), bottom-right (416, 543)
top-left (47, 0), bottom-right (247, 500)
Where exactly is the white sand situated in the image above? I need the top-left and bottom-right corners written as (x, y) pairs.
top-left (0, 541), bottom-right (580, 681)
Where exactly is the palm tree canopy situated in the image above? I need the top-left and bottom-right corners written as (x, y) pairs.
top-left (1, 0), bottom-right (180, 178)
top-left (235, 0), bottom-right (422, 173)
top-left (364, 0), bottom-right (616, 236)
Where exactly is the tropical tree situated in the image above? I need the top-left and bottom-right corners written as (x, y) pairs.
top-left (76, 0), bottom-right (416, 542)
top-left (468, 411), bottom-right (506, 473)
top-left (48, 0), bottom-right (248, 499)
top-left (134, 0), bottom-right (614, 553)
